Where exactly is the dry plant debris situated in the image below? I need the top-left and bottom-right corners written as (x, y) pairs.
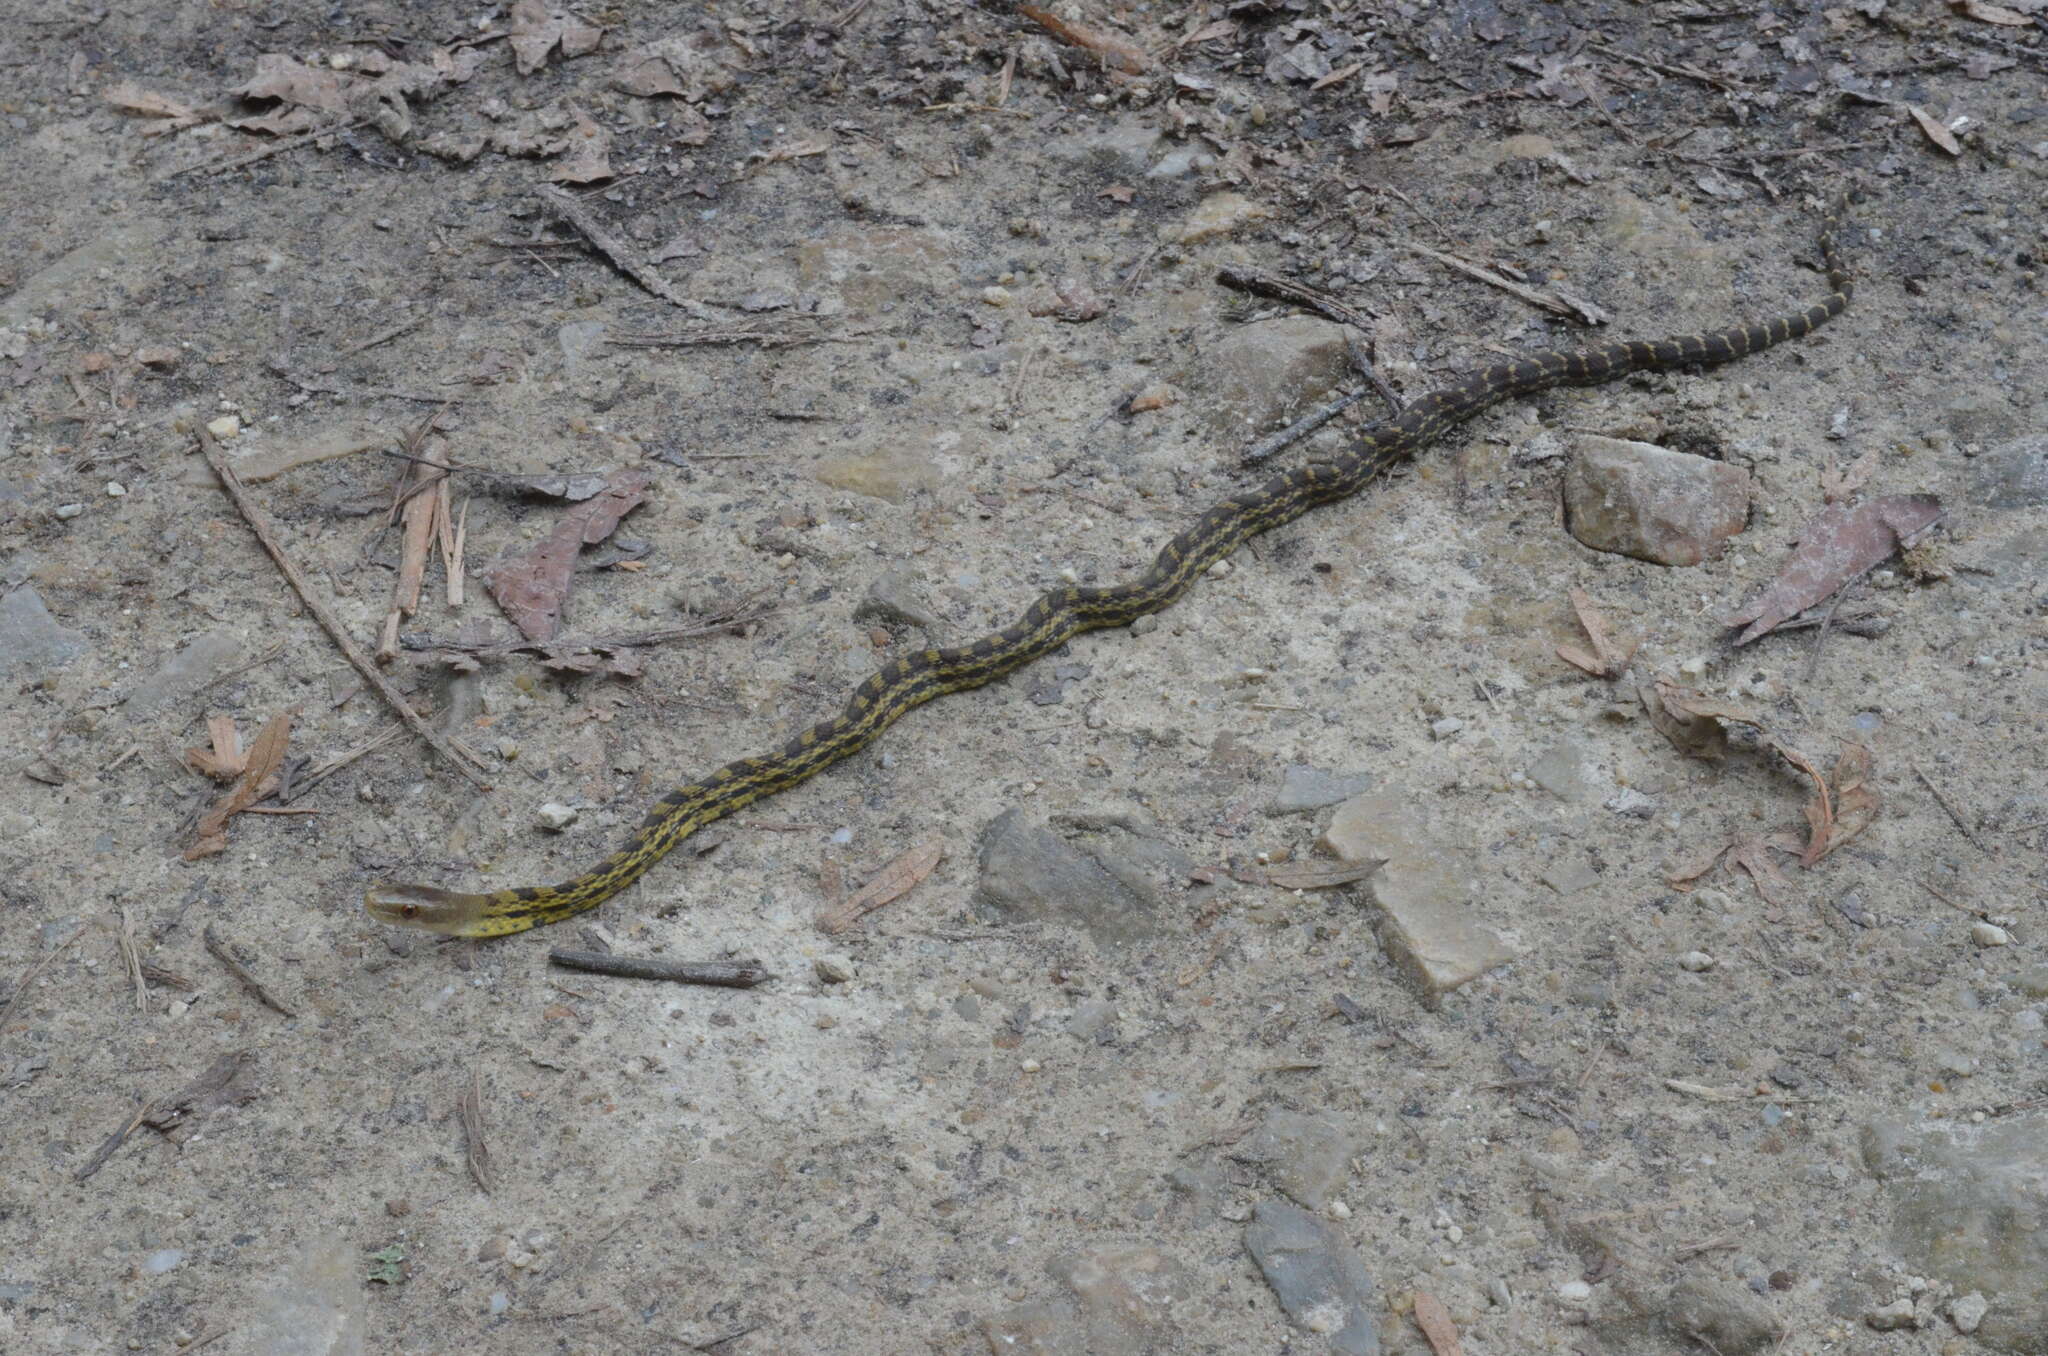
top-left (1555, 589), bottom-right (1638, 679)
top-left (817, 839), bottom-right (947, 934)
top-left (184, 711), bottom-right (293, 861)
top-left (1725, 494), bottom-right (1944, 645)
top-left (480, 468), bottom-right (651, 642)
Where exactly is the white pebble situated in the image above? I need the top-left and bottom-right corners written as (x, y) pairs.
top-left (205, 414), bottom-right (241, 439)
top-left (535, 802), bottom-right (578, 830)
top-left (105, 481), bottom-right (126, 497)
top-left (1678, 951), bottom-right (1716, 972)
top-left (55, 502), bottom-right (85, 519)
top-left (1430, 717), bottom-right (1465, 740)
top-left (1020, 1058), bottom-right (1041, 1073)
top-left (1971, 922), bottom-right (2012, 948)
top-left (1558, 1279), bottom-right (1592, 1302)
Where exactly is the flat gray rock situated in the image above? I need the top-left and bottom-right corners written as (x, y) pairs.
top-left (1860, 1115), bottom-right (2048, 1353)
top-left (974, 809), bottom-right (1176, 951)
top-left (1183, 315), bottom-right (1353, 440)
top-left (124, 629), bottom-right (244, 716)
top-left (1270, 764), bottom-right (1376, 815)
top-left (0, 584), bottom-right (88, 683)
top-left (1234, 1108), bottom-right (1356, 1211)
top-left (1970, 434), bottom-right (2048, 508)
top-left (1321, 789), bottom-right (1512, 1006)
top-left (1243, 1199), bottom-right (1379, 1356)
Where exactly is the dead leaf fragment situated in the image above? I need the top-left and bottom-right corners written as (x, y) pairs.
top-left (1725, 495), bottom-right (1943, 645)
top-left (510, 0), bottom-right (604, 75)
top-left (1950, 0), bottom-right (2034, 24)
top-left (548, 107), bottom-right (614, 184)
top-left (481, 469), bottom-right (651, 642)
top-left (185, 710), bottom-right (294, 860)
top-left (1908, 104), bottom-right (1964, 156)
top-left (817, 839), bottom-right (945, 934)
top-left (1555, 588), bottom-right (1637, 678)
top-left (612, 30), bottom-right (742, 101)
top-left (1019, 5), bottom-right (1151, 74)
top-left (183, 715), bottom-right (248, 781)
top-left (1412, 1290), bottom-right (1465, 1356)
top-left (1819, 447), bottom-right (1880, 503)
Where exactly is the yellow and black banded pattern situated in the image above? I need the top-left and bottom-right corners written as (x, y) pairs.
top-left (366, 204), bottom-right (1853, 938)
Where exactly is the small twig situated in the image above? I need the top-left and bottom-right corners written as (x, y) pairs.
top-left (539, 184), bottom-right (689, 307)
top-left (0, 920), bottom-right (90, 1033)
top-left (461, 1068), bottom-right (494, 1194)
top-left (400, 611), bottom-right (776, 663)
top-left (1588, 39), bottom-right (1738, 92)
top-left (547, 951), bottom-right (774, 988)
top-left (266, 362), bottom-right (461, 405)
top-left (118, 906), bottom-right (147, 1012)
top-left (73, 1097), bottom-right (156, 1183)
top-left (1344, 329), bottom-right (1403, 414)
top-left (1216, 265), bottom-right (1376, 328)
top-left (156, 116), bottom-right (374, 182)
top-left (608, 329), bottom-right (831, 350)
top-left (202, 923), bottom-right (299, 1018)
top-left (1400, 239), bottom-right (1606, 325)
top-left (331, 317), bottom-right (423, 361)
top-left (1239, 389), bottom-right (1371, 466)
top-left (1913, 763), bottom-right (1990, 856)
top-left (196, 425), bottom-right (492, 789)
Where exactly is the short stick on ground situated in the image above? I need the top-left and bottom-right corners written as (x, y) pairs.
top-left (202, 924), bottom-right (299, 1018)
top-left (195, 425), bottom-right (492, 789)
top-left (547, 951), bottom-right (774, 988)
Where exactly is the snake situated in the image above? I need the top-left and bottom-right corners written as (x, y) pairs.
top-left (366, 202), bottom-right (1852, 938)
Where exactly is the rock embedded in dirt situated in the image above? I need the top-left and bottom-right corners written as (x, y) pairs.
top-left (1322, 789), bottom-right (1512, 1006)
top-left (0, 583), bottom-right (88, 683)
top-left (1970, 433), bottom-right (2048, 508)
top-left (1234, 1108), bottom-right (1356, 1211)
top-left (1184, 315), bottom-right (1355, 440)
top-left (974, 809), bottom-right (1175, 950)
top-left (1268, 764), bottom-right (1375, 815)
top-left (1243, 1198), bottom-right (1381, 1356)
top-left (1562, 435), bottom-right (1751, 566)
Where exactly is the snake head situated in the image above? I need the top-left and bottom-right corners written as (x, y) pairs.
top-left (363, 882), bottom-right (489, 936)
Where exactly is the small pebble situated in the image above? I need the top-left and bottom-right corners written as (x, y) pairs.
top-left (1678, 951), bottom-right (1716, 972)
top-left (1430, 717), bottom-right (1465, 740)
top-left (536, 802), bottom-right (578, 830)
top-left (1971, 922), bottom-right (2012, 948)
top-left (105, 481), bottom-right (126, 497)
top-left (1557, 1279), bottom-right (1592, 1302)
top-left (55, 502), bottom-right (85, 519)
top-left (205, 414), bottom-right (240, 439)
top-left (1021, 1058), bottom-right (1041, 1073)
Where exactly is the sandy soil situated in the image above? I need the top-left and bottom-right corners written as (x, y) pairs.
top-left (1, 2), bottom-right (2044, 1353)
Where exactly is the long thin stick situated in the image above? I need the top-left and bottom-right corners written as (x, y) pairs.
top-left (547, 951), bottom-right (773, 988)
top-left (195, 426), bottom-right (492, 788)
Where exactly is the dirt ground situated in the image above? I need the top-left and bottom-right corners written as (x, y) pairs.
top-left (2, 2), bottom-right (2045, 1353)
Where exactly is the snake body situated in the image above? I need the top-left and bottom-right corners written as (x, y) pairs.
top-left (367, 205), bottom-right (1852, 938)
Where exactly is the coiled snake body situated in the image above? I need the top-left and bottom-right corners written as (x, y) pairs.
top-left (368, 205), bottom-right (1852, 938)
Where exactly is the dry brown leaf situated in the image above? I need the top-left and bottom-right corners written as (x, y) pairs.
top-left (1412, 1290), bottom-right (1465, 1356)
top-left (612, 31), bottom-right (742, 102)
top-left (103, 81), bottom-right (198, 120)
top-left (1641, 677), bottom-right (1746, 761)
top-left (232, 53), bottom-right (351, 115)
top-left (817, 839), bottom-right (946, 934)
top-left (1665, 840), bottom-right (1730, 889)
top-left (1556, 588), bottom-right (1637, 678)
top-left (1908, 104), bottom-right (1964, 156)
top-left (509, 0), bottom-right (604, 75)
top-left (481, 469), bottom-right (650, 641)
top-left (1019, 5), bottom-right (1151, 74)
top-left (1950, 0), bottom-right (2034, 24)
top-left (1727, 834), bottom-right (1794, 911)
top-left (183, 715), bottom-right (247, 781)
top-left (1807, 743), bottom-right (1880, 864)
top-left (1725, 495), bottom-right (1944, 646)
top-left (1820, 447), bottom-right (1881, 503)
top-left (548, 107), bottom-right (614, 183)
top-left (184, 711), bottom-right (293, 860)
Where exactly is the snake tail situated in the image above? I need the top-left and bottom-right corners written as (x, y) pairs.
top-left (365, 200), bottom-right (1853, 939)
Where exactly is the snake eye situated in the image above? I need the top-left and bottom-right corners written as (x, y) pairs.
top-left (401, 904), bottom-right (419, 919)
